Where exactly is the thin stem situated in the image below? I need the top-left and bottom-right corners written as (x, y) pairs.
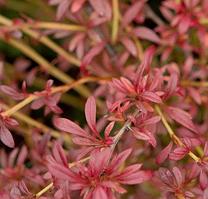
top-left (111, 0), bottom-right (119, 44)
top-left (200, 18), bottom-right (208, 25)
top-left (111, 120), bottom-right (131, 152)
top-left (0, 15), bottom-right (82, 67)
top-left (1, 103), bottom-right (68, 140)
top-left (0, 36), bottom-right (90, 98)
top-left (132, 36), bottom-right (144, 61)
top-left (4, 62), bottom-right (85, 109)
top-left (35, 183), bottom-right (53, 198)
top-left (155, 105), bottom-right (200, 162)
top-left (155, 105), bottom-right (175, 138)
top-left (176, 193), bottom-right (185, 199)
top-left (2, 95), bottom-right (37, 117)
top-left (35, 156), bottom-right (90, 198)
top-left (181, 80), bottom-right (208, 87)
top-left (28, 22), bottom-right (86, 31)
top-left (1, 76), bottom-right (111, 117)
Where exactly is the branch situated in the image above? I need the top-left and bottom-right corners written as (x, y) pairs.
top-left (1, 76), bottom-right (112, 117)
top-left (155, 105), bottom-right (200, 162)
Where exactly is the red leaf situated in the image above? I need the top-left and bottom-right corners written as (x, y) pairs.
top-left (156, 142), bottom-right (173, 164)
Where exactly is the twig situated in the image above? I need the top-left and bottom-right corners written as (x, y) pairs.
top-left (35, 156), bottom-right (90, 198)
top-left (155, 105), bottom-right (200, 162)
top-left (1, 76), bottom-right (112, 117)
top-left (0, 15), bottom-right (81, 67)
top-left (111, 0), bottom-right (119, 44)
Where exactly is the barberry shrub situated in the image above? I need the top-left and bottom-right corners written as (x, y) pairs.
top-left (0, 0), bottom-right (208, 198)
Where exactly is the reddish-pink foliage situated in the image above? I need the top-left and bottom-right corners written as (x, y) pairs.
top-left (1, 0), bottom-right (208, 198)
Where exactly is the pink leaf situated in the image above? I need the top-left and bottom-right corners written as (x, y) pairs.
top-left (166, 72), bottom-right (178, 97)
top-left (134, 27), bottom-right (161, 43)
top-left (141, 91), bottom-right (162, 103)
top-left (47, 157), bottom-right (76, 181)
top-left (200, 170), bottom-right (208, 190)
top-left (31, 98), bottom-right (44, 110)
top-left (71, 0), bottom-right (86, 13)
top-left (68, 33), bottom-right (85, 52)
top-left (8, 148), bottom-right (18, 167)
top-left (172, 167), bottom-right (183, 186)
top-left (81, 42), bottom-right (105, 67)
top-left (118, 170), bottom-right (152, 184)
top-left (89, 0), bottom-right (111, 18)
top-left (188, 88), bottom-right (201, 105)
top-left (52, 142), bottom-right (68, 167)
top-left (110, 149), bottom-right (132, 171)
top-left (169, 147), bottom-right (188, 160)
top-left (104, 122), bottom-right (114, 138)
top-left (72, 137), bottom-right (94, 146)
top-left (120, 77), bottom-right (135, 93)
top-left (156, 142), bottom-right (173, 164)
top-left (56, 0), bottom-right (71, 20)
top-left (89, 148), bottom-right (111, 173)
top-left (112, 78), bottom-right (128, 93)
top-left (142, 116), bottom-right (161, 126)
top-left (93, 186), bottom-right (108, 199)
top-left (54, 118), bottom-right (88, 137)
top-left (166, 107), bottom-right (198, 133)
top-left (204, 142), bottom-right (208, 157)
top-left (0, 85), bottom-right (24, 100)
top-left (122, 1), bottom-right (145, 26)
top-left (135, 46), bottom-right (156, 81)
top-left (17, 146), bottom-right (28, 165)
top-left (132, 128), bottom-right (157, 147)
top-left (120, 37), bottom-right (137, 57)
top-left (0, 125), bottom-right (14, 148)
top-left (85, 96), bottom-right (97, 133)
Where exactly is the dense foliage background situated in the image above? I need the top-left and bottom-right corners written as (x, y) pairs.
top-left (0, 0), bottom-right (208, 198)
